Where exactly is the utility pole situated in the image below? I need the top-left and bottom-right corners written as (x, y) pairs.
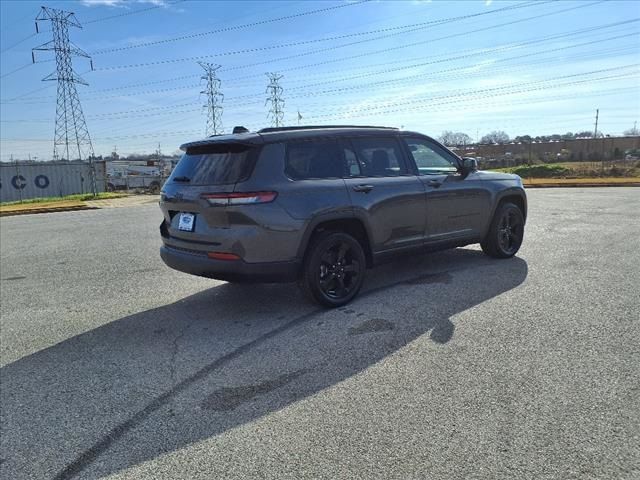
top-left (198, 62), bottom-right (224, 136)
top-left (266, 73), bottom-right (285, 128)
top-left (593, 109), bottom-right (606, 173)
top-left (12, 154), bottom-right (23, 203)
top-left (32, 6), bottom-right (96, 195)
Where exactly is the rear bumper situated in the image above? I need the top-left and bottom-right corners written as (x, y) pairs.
top-left (160, 245), bottom-right (299, 283)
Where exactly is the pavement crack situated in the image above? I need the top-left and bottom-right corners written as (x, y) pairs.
top-left (169, 322), bottom-right (192, 384)
top-left (52, 308), bottom-right (322, 480)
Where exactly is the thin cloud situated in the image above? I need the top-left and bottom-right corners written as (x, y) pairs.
top-left (80, 0), bottom-right (170, 7)
top-left (80, 0), bottom-right (127, 7)
top-left (137, 0), bottom-right (170, 6)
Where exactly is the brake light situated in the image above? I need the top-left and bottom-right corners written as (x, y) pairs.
top-left (202, 191), bottom-right (277, 206)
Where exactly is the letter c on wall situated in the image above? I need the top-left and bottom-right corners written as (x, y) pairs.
top-left (11, 175), bottom-right (26, 189)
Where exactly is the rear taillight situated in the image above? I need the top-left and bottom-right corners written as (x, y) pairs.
top-left (202, 191), bottom-right (277, 206)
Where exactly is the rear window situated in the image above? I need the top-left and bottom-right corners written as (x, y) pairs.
top-left (169, 143), bottom-right (259, 185)
top-left (285, 138), bottom-right (345, 180)
top-left (350, 137), bottom-right (408, 177)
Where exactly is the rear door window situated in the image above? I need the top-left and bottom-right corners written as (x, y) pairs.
top-left (169, 143), bottom-right (259, 185)
top-left (285, 138), bottom-right (345, 179)
top-left (350, 137), bottom-right (408, 177)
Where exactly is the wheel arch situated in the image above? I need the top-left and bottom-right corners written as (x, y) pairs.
top-left (481, 188), bottom-right (527, 240)
top-left (297, 214), bottom-right (374, 268)
top-left (494, 188), bottom-right (527, 222)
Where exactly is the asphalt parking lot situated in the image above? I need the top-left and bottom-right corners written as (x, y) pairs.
top-left (1, 188), bottom-right (638, 480)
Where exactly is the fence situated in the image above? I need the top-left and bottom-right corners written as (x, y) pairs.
top-left (105, 174), bottom-right (167, 194)
top-left (0, 161), bottom-right (106, 203)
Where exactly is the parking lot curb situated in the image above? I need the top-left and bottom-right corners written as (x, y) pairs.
top-left (524, 182), bottom-right (640, 188)
top-left (0, 204), bottom-right (96, 217)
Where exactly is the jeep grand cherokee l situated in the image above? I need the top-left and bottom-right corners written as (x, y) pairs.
top-left (159, 126), bottom-right (527, 307)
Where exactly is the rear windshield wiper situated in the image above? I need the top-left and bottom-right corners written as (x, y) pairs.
top-left (173, 176), bottom-right (191, 182)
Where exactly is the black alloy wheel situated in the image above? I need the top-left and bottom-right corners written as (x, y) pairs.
top-left (497, 208), bottom-right (524, 255)
top-left (301, 231), bottom-right (366, 307)
top-left (481, 202), bottom-right (525, 258)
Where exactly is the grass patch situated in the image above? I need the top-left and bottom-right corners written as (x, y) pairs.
top-left (493, 164), bottom-right (570, 178)
top-left (490, 161), bottom-right (640, 179)
top-left (523, 177), bottom-right (640, 186)
top-left (0, 192), bottom-right (126, 207)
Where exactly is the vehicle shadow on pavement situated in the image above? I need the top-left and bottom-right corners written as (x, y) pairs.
top-left (0, 249), bottom-right (527, 480)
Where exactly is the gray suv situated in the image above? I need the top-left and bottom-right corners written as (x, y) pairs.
top-left (159, 126), bottom-right (526, 307)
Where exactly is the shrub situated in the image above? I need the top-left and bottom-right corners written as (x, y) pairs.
top-left (510, 164), bottom-right (570, 178)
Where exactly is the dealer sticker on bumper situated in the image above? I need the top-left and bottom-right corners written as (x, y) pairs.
top-left (178, 213), bottom-right (195, 232)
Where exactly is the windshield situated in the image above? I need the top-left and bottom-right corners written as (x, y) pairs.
top-left (169, 143), bottom-right (259, 186)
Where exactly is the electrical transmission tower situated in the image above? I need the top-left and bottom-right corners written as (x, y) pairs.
top-left (198, 62), bottom-right (224, 136)
top-left (266, 73), bottom-right (285, 128)
top-left (32, 6), bottom-right (96, 195)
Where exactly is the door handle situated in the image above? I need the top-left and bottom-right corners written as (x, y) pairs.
top-left (353, 184), bottom-right (374, 193)
top-left (427, 179), bottom-right (442, 188)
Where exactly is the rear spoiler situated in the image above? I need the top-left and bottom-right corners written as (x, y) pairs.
top-left (179, 137), bottom-right (263, 152)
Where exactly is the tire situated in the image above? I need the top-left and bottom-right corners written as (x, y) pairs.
top-left (299, 231), bottom-right (366, 308)
top-left (148, 182), bottom-right (160, 194)
top-left (481, 202), bottom-right (525, 258)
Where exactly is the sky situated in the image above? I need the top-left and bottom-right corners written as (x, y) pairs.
top-left (0, 0), bottom-right (639, 160)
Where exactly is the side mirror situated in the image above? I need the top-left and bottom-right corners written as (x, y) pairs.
top-left (461, 157), bottom-right (478, 175)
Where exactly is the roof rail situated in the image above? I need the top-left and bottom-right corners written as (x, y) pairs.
top-left (257, 125), bottom-right (398, 133)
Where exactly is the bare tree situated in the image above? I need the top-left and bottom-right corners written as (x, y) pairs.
top-left (438, 131), bottom-right (473, 146)
top-left (623, 125), bottom-right (639, 136)
top-left (480, 131), bottom-right (510, 144)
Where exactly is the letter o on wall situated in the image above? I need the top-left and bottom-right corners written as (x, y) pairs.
top-left (34, 174), bottom-right (50, 189)
top-left (11, 175), bottom-right (27, 189)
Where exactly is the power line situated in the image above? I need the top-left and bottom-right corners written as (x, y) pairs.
top-left (303, 71), bottom-right (639, 121)
top-left (5, 82), bottom-right (637, 144)
top-left (8, 26), bottom-right (633, 108)
top-left (214, 1), bottom-right (607, 74)
top-left (0, 1), bottom-right (183, 51)
top-left (198, 62), bottom-right (224, 136)
top-left (281, 33), bottom-right (640, 101)
top-left (219, 16), bottom-right (637, 85)
top-left (0, 1), bottom-right (187, 76)
top-left (1, 32), bottom-right (37, 54)
top-left (73, 29), bottom-right (640, 106)
top-left (91, 0), bottom-right (372, 55)
top-left (0, 0), bottom-right (609, 86)
top-left (84, 0), bottom-right (188, 25)
top-left (92, 1), bottom-right (565, 72)
top-left (0, 63), bottom-right (32, 79)
top-left (32, 6), bottom-right (97, 194)
top-left (266, 73), bottom-right (285, 127)
top-left (0, 0), bottom-right (549, 100)
top-left (0, 0), bottom-right (581, 112)
top-left (82, 67), bottom-right (640, 135)
top-left (87, 0), bottom-right (549, 60)
top-left (5, 38), bottom-right (636, 122)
